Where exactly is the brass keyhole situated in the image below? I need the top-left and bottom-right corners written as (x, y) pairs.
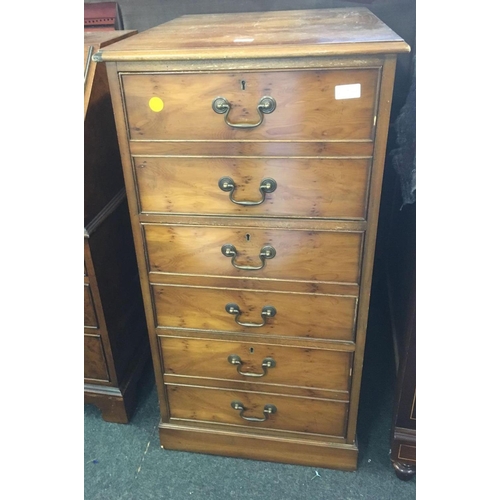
top-left (249, 347), bottom-right (254, 354)
top-left (241, 80), bottom-right (246, 91)
top-left (246, 233), bottom-right (251, 241)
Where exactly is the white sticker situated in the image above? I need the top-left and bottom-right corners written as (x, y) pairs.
top-left (335, 83), bottom-right (361, 100)
top-left (233, 37), bottom-right (254, 43)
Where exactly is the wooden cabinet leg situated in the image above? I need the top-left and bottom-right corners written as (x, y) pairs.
top-left (392, 461), bottom-right (416, 481)
top-left (97, 395), bottom-right (131, 424)
top-left (85, 391), bottom-right (133, 424)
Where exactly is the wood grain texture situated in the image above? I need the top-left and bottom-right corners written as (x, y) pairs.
top-left (159, 336), bottom-right (352, 393)
top-left (84, 335), bottom-right (110, 381)
top-left (159, 422), bottom-right (358, 470)
top-left (84, 343), bottom-right (151, 424)
top-left (95, 8), bottom-right (409, 62)
top-left (143, 223), bottom-right (362, 283)
top-left (345, 56), bottom-right (398, 443)
top-left (116, 55), bottom-right (386, 73)
top-left (152, 284), bottom-right (357, 341)
top-left (139, 214), bottom-right (366, 232)
top-left (134, 156), bottom-right (371, 219)
top-left (157, 329), bottom-right (356, 352)
top-left (100, 6), bottom-right (408, 466)
top-left (122, 69), bottom-right (379, 142)
top-left (166, 384), bottom-right (348, 436)
top-left (149, 272), bottom-right (359, 296)
top-left (129, 140), bottom-right (374, 157)
top-left (84, 284), bottom-right (98, 328)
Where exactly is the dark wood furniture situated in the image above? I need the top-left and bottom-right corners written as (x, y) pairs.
top-left (386, 198), bottom-right (416, 479)
top-left (95, 8), bottom-right (409, 468)
top-left (374, 56), bottom-right (416, 479)
top-left (84, 30), bottom-right (150, 423)
top-left (391, 314), bottom-right (416, 479)
top-left (84, 2), bottom-right (123, 31)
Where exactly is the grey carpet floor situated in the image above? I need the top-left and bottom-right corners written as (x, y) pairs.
top-left (84, 293), bottom-right (416, 500)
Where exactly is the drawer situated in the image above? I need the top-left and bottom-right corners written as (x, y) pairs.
top-left (84, 335), bottom-right (109, 381)
top-left (160, 336), bottom-right (352, 392)
top-left (121, 69), bottom-right (380, 141)
top-left (166, 384), bottom-right (348, 436)
top-left (153, 285), bottom-right (357, 341)
top-left (84, 284), bottom-right (98, 328)
top-left (144, 224), bottom-right (362, 284)
top-left (134, 157), bottom-right (371, 219)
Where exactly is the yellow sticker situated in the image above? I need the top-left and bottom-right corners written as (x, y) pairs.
top-left (149, 97), bottom-right (164, 112)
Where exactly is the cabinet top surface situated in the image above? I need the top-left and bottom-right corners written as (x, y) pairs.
top-left (84, 30), bottom-right (137, 117)
top-left (96, 8), bottom-right (409, 62)
top-left (84, 30), bottom-right (137, 50)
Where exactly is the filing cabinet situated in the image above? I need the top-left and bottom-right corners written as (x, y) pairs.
top-left (94, 8), bottom-right (409, 467)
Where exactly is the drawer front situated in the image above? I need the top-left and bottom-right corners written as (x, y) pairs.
top-left (144, 224), bottom-right (362, 284)
top-left (166, 384), bottom-right (348, 436)
top-left (397, 444), bottom-right (416, 463)
top-left (121, 69), bottom-right (379, 141)
top-left (134, 157), bottom-right (371, 219)
top-left (84, 284), bottom-right (98, 328)
top-left (84, 335), bottom-right (109, 381)
top-left (160, 336), bottom-right (352, 392)
top-left (153, 285), bottom-right (357, 341)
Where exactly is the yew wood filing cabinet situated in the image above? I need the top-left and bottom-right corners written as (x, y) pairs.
top-left (94, 8), bottom-right (409, 469)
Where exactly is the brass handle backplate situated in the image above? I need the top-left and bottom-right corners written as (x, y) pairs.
top-left (227, 354), bottom-right (276, 377)
top-left (212, 96), bottom-right (276, 129)
top-left (218, 177), bottom-right (277, 206)
top-left (225, 303), bottom-right (276, 328)
top-left (230, 401), bottom-right (277, 422)
top-left (221, 244), bottom-right (276, 271)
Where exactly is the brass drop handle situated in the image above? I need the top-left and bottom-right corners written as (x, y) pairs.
top-left (225, 303), bottom-right (276, 328)
top-left (212, 96), bottom-right (276, 129)
top-left (230, 401), bottom-right (277, 422)
top-left (221, 244), bottom-right (276, 271)
top-left (218, 177), bottom-right (277, 206)
top-left (227, 354), bottom-right (276, 377)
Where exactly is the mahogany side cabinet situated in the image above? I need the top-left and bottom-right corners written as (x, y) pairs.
top-left (84, 30), bottom-right (150, 423)
top-left (386, 200), bottom-right (416, 479)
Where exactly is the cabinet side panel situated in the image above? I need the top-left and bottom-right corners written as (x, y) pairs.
top-left (346, 56), bottom-right (397, 443)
